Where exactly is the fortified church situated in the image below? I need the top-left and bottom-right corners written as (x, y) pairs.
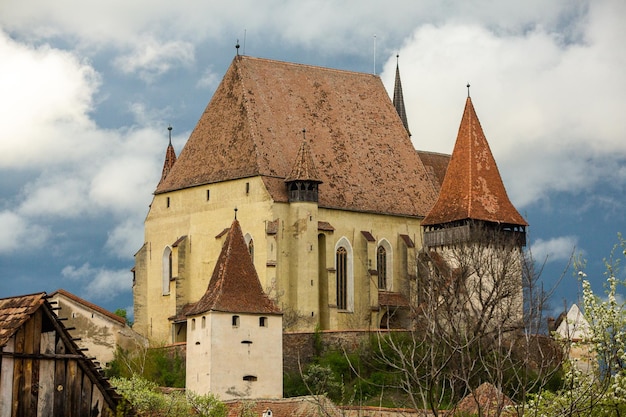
top-left (132, 53), bottom-right (527, 349)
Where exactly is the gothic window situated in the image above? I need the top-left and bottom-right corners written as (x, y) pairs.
top-left (335, 237), bottom-right (354, 311)
top-left (162, 246), bottom-right (173, 295)
top-left (336, 247), bottom-right (347, 309)
top-left (377, 245), bottom-right (387, 289)
top-left (377, 239), bottom-right (393, 291)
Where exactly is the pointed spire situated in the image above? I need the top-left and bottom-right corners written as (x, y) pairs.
top-left (285, 129), bottom-right (322, 183)
top-left (423, 95), bottom-right (527, 227)
top-left (393, 55), bottom-right (411, 137)
top-left (186, 218), bottom-right (281, 316)
top-left (158, 126), bottom-right (177, 187)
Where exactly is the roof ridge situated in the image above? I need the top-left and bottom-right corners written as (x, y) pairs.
top-left (240, 55), bottom-right (380, 78)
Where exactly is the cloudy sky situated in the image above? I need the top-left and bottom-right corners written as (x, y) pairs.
top-left (1, 0), bottom-right (624, 318)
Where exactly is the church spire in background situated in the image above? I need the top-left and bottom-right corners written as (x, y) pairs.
top-left (158, 125), bottom-right (177, 187)
top-left (393, 55), bottom-right (411, 137)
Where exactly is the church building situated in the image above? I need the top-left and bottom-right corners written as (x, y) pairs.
top-left (132, 54), bottom-right (526, 344)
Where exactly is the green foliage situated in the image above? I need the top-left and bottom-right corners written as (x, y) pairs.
top-left (187, 391), bottom-right (228, 417)
top-left (114, 308), bottom-right (132, 326)
top-left (106, 343), bottom-right (186, 388)
top-left (112, 375), bottom-right (228, 417)
top-left (524, 235), bottom-right (626, 416)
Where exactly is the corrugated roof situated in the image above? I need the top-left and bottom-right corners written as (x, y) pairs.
top-left (155, 56), bottom-right (437, 218)
top-left (186, 218), bottom-right (281, 316)
top-left (0, 292), bottom-right (46, 347)
top-left (423, 97), bottom-right (527, 227)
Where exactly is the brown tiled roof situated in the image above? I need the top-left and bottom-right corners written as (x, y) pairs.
top-left (0, 292), bottom-right (46, 347)
top-left (186, 218), bottom-right (281, 316)
top-left (155, 56), bottom-right (437, 217)
top-left (423, 97), bottom-right (527, 227)
top-left (158, 142), bottom-right (177, 187)
top-left (50, 288), bottom-right (126, 325)
top-left (417, 150), bottom-right (450, 192)
top-left (285, 135), bottom-right (322, 183)
top-left (378, 291), bottom-right (410, 308)
top-left (456, 382), bottom-right (515, 416)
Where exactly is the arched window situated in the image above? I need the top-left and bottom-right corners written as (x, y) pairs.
top-left (336, 247), bottom-right (347, 309)
top-left (377, 239), bottom-right (393, 291)
top-left (377, 246), bottom-right (387, 289)
top-left (162, 246), bottom-right (173, 295)
top-left (335, 237), bottom-right (354, 311)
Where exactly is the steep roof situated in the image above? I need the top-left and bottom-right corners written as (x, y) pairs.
top-left (392, 57), bottom-right (410, 136)
top-left (156, 55), bottom-right (437, 218)
top-left (417, 150), bottom-right (450, 192)
top-left (186, 218), bottom-right (281, 316)
top-left (422, 97), bottom-right (527, 227)
top-left (285, 133), bottom-right (322, 183)
top-left (0, 292), bottom-right (46, 347)
top-left (158, 132), bottom-right (177, 187)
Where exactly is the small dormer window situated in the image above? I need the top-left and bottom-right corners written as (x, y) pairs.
top-left (232, 315), bottom-right (240, 327)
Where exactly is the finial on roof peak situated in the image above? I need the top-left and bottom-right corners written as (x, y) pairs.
top-left (236, 39), bottom-right (240, 56)
top-left (302, 128), bottom-right (306, 141)
top-left (467, 83), bottom-right (471, 98)
top-left (167, 125), bottom-right (173, 145)
top-left (234, 207), bottom-right (238, 219)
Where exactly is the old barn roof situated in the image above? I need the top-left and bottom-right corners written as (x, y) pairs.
top-left (156, 55), bottom-right (437, 217)
top-left (186, 218), bottom-right (281, 316)
top-left (423, 97), bottom-right (527, 227)
top-left (0, 292), bottom-right (46, 347)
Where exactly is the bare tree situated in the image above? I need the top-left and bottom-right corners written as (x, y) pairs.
top-left (367, 223), bottom-right (564, 416)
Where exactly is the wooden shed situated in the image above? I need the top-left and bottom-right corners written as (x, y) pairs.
top-left (0, 292), bottom-right (123, 417)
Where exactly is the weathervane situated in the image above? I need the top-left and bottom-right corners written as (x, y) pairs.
top-left (236, 39), bottom-right (240, 56)
top-left (467, 83), bottom-right (471, 98)
top-left (168, 125), bottom-right (173, 145)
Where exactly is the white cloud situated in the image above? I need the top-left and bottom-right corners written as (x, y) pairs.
top-left (62, 262), bottom-right (132, 301)
top-left (381, 0), bottom-right (626, 208)
top-left (105, 220), bottom-right (145, 260)
top-left (530, 236), bottom-right (578, 263)
top-left (0, 211), bottom-right (49, 253)
top-left (113, 38), bottom-right (195, 82)
top-left (0, 31), bottom-right (101, 169)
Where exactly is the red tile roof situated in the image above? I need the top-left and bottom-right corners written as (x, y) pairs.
top-left (155, 56), bottom-right (437, 218)
top-left (285, 134), bottom-right (322, 183)
top-left (186, 218), bottom-right (281, 316)
top-left (423, 97), bottom-right (527, 227)
top-left (50, 288), bottom-right (126, 325)
top-left (0, 292), bottom-right (46, 347)
top-left (158, 142), bottom-right (177, 187)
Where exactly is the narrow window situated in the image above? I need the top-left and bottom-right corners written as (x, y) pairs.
top-left (166, 196), bottom-right (170, 208)
top-left (336, 247), bottom-right (347, 309)
top-left (191, 318), bottom-right (196, 331)
top-left (245, 182), bottom-right (250, 194)
top-left (243, 375), bottom-right (258, 382)
top-left (206, 189), bottom-right (210, 201)
top-left (377, 245), bottom-right (387, 290)
top-left (248, 239), bottom-right (254, 261)
top-left (162, 247), bottom-right (173, 295)
top-left (259, 317), bottom-right (267, 327)
top-left (202, 316), bottom-right (206, 329)
top-left (232, 315), bottom-right (240, 327)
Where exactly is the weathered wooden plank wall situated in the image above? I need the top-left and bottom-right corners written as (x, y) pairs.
top-left (0, 309), bottom-right (118, 417)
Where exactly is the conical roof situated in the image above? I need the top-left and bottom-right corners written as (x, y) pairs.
top-left (423, 97), bottom-right (527, 227)
top-left (185, 218), bottom-right (281, 316)
top-left (155, 55), bottom-right (437, 218)
top-left (285, 134), bottom-right (322, 183)
top-left (392, 57), bottom-right (410, 136)
top-left (158, 141), bottom-right (177, 187)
